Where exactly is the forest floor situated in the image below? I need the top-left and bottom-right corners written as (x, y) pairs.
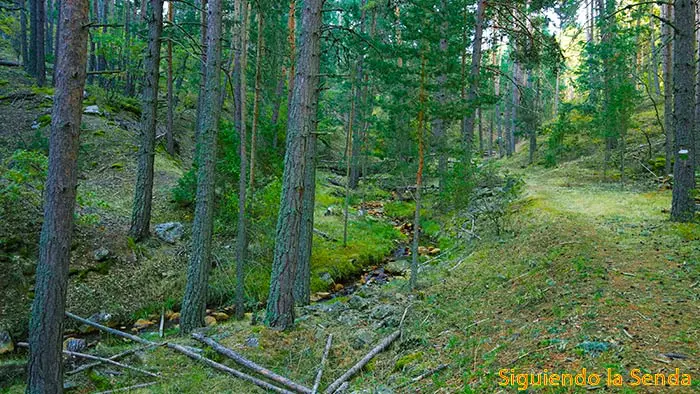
top-left (4, 152), bottom-right (697, 393)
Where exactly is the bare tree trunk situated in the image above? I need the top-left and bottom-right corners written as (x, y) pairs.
top-left (343, 85), bottom-right (355, 248)
top-left (129, 0), bottom-right (162, 241)
top-left (29, 0), bottom-right (46, 85)
top-left (433, 0), bottom-right (447, 190)
top-left (26, 0), bottom-right (88, 389)
top-left (663, 2), bottom-right (674, 175)
top-left (650, 14), bottom-right (661, 96)
top-left (181, 0), bottom-right (224, 334)
top-left (694, 3), bottom-right (700, 170)
top-left (462, 0), bottom-right (486, 154)
top-left (671, 0), bottom-right (696, 222)
top-left (271, 67), bottom-right (285, 151)
top-left (266, 0), bottom-right (323, 329)
top-left (20, 0), bottom-right (28, 67)
top-left (249, 11), bottom-right (264, 188)
top-left (348, 0), bottom-right (366, 190)
top-left (234, 0), bottom-right (249, 320)
top-left (165, 1), bottom-right (175, 156)
top-left (410, 54), bottom-right (426, 292)
top-left (51, 0), bottom-right (60, 84)
top-left (45, 0), bottom-right (52, 59)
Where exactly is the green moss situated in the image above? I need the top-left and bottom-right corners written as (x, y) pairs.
top-left (394, 352), bottom-right (423, 371)
top-left (384, 201), bottom-right (415, 219)
top-left (673, 222), bottom-right (700, 241)
top-left (37, 114), bottom-right (51, 127)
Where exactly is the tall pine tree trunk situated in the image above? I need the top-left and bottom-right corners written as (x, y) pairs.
top-left (249, 11), bottom-right (264, 188)
top-left (26, 0), bottom-right (88, 389)
top-left (266, 0), bottom-right (323, 330)
top-left (670, 0), bottom-right (696, 222)
top-left (348, 0), bottom-right (366, 190)
top-left (235, 0), bottom-right (249, 320)
top-left (180, 0), bottom-right (224, 333)
top-left (29, 0), bottom-right (46, 85)
top-left (663, 2), bottom-right (674, 175)
top-left (129, 0), bottom-right (162, 241)
top-left (410, 54), bottom-right (426, 291)
top-left (165, 1), bottom-right (175, 156)
top-left (462, 0), bottom-right (485, 154)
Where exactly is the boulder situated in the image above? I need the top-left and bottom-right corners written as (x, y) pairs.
top-left (93, 247), bottom-right (110, 261)
top-left (204, 316), bottom-right (217, 327)
top-left (384, 260), bottom-right (408, 276)
top-left (154, 222), bottom-right (184, 244)
top-left (83, 105), bottom-right (101, 115)
top-left (351, 329), bottom-right (374, 350)
top-left (132, 319), bottom-right (155, 332)
top-left (370, 304), bottom-right (399, 320)
top-left (0, 330), bottom-right (14, 354)
top-left (348, 295), bottom-right (370, 310)
top-left (211, 312), bottom-right (230, 322)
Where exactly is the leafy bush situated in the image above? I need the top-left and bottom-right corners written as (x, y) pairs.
top-left (172, 167), bottom-right (197, 207)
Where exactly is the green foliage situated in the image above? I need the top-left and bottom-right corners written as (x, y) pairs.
top-left (172, 167), bottom-right (197, 207)
top-left (0, 150), bottom-right (48, 255)
top-left (384, 201), bottom-right (416, 219)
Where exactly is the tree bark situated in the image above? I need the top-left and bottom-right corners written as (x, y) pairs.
top-left (235, 0), bottom-right (249, 320)
top-left (462, 0), bottom-right (485, 155)
top-left (348, 0), bottom-right (366, 190)
top-left (165, 1), bottom-right (175, 156)
top-left (129, 0), bottom-right (162, 241)
top-left (20, 0), bottom-right (28, 67)
top-left (29, 0), bottom-right (46, 85)
top-left (26, 0), bottom-right (88, 389)
top-left (266, 0), bottom-right (323, 329)
top-left (249, 11), bottom-right (263, 188)
top-left (671, 0), bottom-right (696, 222)
top-left (181, 0), bottom-right (224, 333)
top-left (663, 2), bottom-right (674, 175)
top-left (410, 55), bottom-right (426, 292)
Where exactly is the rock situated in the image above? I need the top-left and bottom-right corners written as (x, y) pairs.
top-left (168, 312), bottom-right (181, 322)
top-left (428, 247), bottom-right (440, 255)
top-left (132, 319), bottom-right (155, 331)
top-left (245, 336), bottom-right (259, 348)
top-left (384, 260), bottom-right (408, 276)
top-left (310, 292), bottom-right (332, 302)
top-left (204, 316), bottom-right (217, 327)
top-left (211, 312), bottom-right (229, 322)
top-left (93, 247), bottom-right (110, 261)
top-left (318, 272), bottom-right (334, 286)
top-left (154, 222), bottom-right (184, 243)
top-left (80, 312), bottom-right (116, 333)
top-left (63, 338), bottom-right (87, 352)
top-left (348, 295), bottom-right (370, 310)
top-left (31, 121), bottom-right (40, 130)
top-left (0, 330), bottom-right (14, 354)
top-left (333, 283), bottom-right (344, 292)
top-left (83, 105), bottom-right (101, 115)
top-left (370, 304), bottom-right (399, 320)
top-left (351, 329), bottom-right (374, 350)
top-left (324, 206), bottom-right (339, 216)
top-left (418, 246), bottom-right (429, 256)
top-left (337, 310), bottom-right (361, 326)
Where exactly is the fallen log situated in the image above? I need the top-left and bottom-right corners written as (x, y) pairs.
top-left (311, 335), bottom-right (333, 394)
top-left (62, 350), bottom-right (160, 378)
top-left (65, 313), bottom-right (290, 393)
top-left (93, 381), bottom-right (158, 394)
top-left (17, 341), bottom-right (158, 378)
top-left (0, 59), bottom-right (21, 67)
top-left (192, 333), bottom-right (311, 394)
top-left (167, 342), bottom-right (294, 394)
top-left (66, 344), bottom-right (158, 375)
top-left (324, 331), bottom-right (400, 394)
top-left (66, 312), bottom-right (155, 346)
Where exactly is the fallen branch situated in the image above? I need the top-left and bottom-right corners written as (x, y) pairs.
top-left (324, 331), bottom-right (400, 394)
top-left (63, 350), bottom-right (159, 377)
top-left (314, 228), bottom-right (338, 242)
top-left (67, 344), bottom-right (158, 375)
top-left (312, 335), bottom-right (333, 394)
top-left (0, 59), bottom-right (21, 67)
top-left (507, 344), bottom-right (555, 366)
top-left (93, 381), bottom-right (159, 394)
top-left (192, 333), bottom-right (311, 394)
top-left (395, 364), bottom-right (448, 389)
top-left (333, 382), bottom-right (349, 394)
top-left (167, 342), bottom-right (293, 394)
top-left (66, 312), bottom-right (156, 346)
top-left (65, 313), bottom-right (283, 392)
